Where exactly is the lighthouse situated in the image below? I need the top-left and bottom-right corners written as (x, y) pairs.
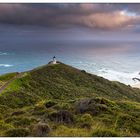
top-left (52, 56), bottom-right (57, 64)
top-left (48, 56), bottom-right (58, 64)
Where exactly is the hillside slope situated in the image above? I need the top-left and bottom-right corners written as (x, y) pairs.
top-left (0, 62), bottom-right (140, 137)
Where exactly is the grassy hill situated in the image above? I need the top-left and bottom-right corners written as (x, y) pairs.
top-left (0, 62), bottom-right (140, 137)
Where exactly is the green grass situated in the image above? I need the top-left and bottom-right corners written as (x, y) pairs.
top-left (4, 128), bottom-right (30, 137)
top-left (0, 120), bottom-right (14, 132)
top-left (1, 73), bottom-right (30, 93)
top-left (0, 72), bottom-right (18, 88)
top-left (0, 72), bottom-right (18, 82)
top-left (49, 125), bottom-right (91, 137)
top-left (0, 63), bottom-right (139, 136)
top-left (92, 129), bottom-right (120, 137)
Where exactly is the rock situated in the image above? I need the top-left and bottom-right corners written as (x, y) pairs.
top-left (75, 98), bottom-right (108, 115)
top-left (49, 110), bottom-right (73, 123)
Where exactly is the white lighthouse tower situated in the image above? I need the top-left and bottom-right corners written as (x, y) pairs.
top-left (52, 56), bottom-right (57, 64)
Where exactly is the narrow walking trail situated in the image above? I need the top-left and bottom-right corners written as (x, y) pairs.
top-left (0, 73), bottom-right (23, 93)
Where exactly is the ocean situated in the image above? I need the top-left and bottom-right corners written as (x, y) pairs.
top-left (0, 25), bottom-right (140, 86)
top-left (0, 24), bottom-right (140, 85)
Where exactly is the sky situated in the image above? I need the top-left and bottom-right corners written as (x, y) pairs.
top-left (1, 3), bottom-right (140, 41)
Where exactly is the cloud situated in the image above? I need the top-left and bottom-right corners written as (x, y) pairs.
top-left (79, 11), bottom-right (139, 29)
top-left (0, 4), bottom-right (139, 30)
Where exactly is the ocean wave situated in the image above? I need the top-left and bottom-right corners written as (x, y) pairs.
top-left (0, 52), bottom-right (8, 55)
top-left (70, 61), bottom-right (140, 85)
top-left (0, 64), bottom-right (13, 67)
top-left (97, 68), bottom-right (140, 86)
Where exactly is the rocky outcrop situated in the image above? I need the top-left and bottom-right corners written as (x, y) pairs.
top-left (75, 98), bottom-right (110, 115)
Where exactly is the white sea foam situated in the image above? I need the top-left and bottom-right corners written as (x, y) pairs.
top-left (0, 52), bottom-right (8, 55)
top-left (0, 64), bottom-right (13, 67)
top-left (97, 68), bottom-right (140, 86)
top-left (71, 61), bottom-right (140, 86)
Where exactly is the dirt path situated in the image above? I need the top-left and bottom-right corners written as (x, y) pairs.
top-left (0, 73), bottom-right (23, 93)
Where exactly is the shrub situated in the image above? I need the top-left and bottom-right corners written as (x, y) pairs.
top-left (49, 125), bottom-right (90, 137)
top-left (80, 113), bottom-right (93, 123)
top-left (32, 105), bottom-right (46, 115)
top-left (13, 117), bottom-right (36, 127)
top-left (81, 70), bottom-right (86, 73)
top-left (61, 103), bottom-right (71, 110)
top-left (79, 113), bottom-right (93, 129)
top-left (49, 110), bottom-right (73, 124)
top-left (0, 120), bottom-right (14, 131)
top-left (0, 105), bottom-right (11, 114)
top-left (5, 116), bottom-right (37, 127)
top-left (97, 114), bottom-right (115, 126)
top-left (31, 122), bottom-right (51, 137)
top-left (131, 123), bottom-right (140, 133)
top-left (45, 100), bottom-right (56, 108)
top-left (115, 114), bottom-right (135, 132)
top-left (92, 129), bottom-right (120, 137)
top-left (5, 128), bottom-right (29, 137)
top-left (11, 110), bottom-right (25, 116)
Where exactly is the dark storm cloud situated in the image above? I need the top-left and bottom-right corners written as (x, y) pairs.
top-left (0, 4), bottom-right (140, 30)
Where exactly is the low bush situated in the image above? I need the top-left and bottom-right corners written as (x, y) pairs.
top-left (0, 105), bottom-right (11, 114)
top-left (49, 110), bottom-right (73, 124)
top-left (80, 113), bottom-right (93, 123)
top-left (11, 110), bottom-right (25, 116)
top-left (5, 128), bottom-right (29, 137)
top-left (14, 117), bottom-right (37, 127)
top-left (31, 122), bottom-right (51, 137)
top-left (32, 105), bottom-right (46, 115)
top-left (61, 103), bottom-right (71, 110)
top-left (115, 114), bottom-right (135, 132)
top-left (79, 113), bottom-right (93, 129)
top-left (92, 129), bottom-right (120, 137)
top-left (45, 100), bottom-right (56, 108)
top-left (131, 123), bottom-right (140, 133)
top-left (0, 120), bottom-right (14, 131)
top-left (49, 125), bottom-right (90, 137)
top-left (5, 116), bottom-right (37, 127)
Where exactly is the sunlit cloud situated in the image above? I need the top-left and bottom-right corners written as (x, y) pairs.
top-left (77, 11), bottom-right (139, 29)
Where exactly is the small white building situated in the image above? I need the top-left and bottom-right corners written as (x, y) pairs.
top-left (52, 56), bottom-right (57, 64)
top-left (48, 56), bottom-right (58, 64)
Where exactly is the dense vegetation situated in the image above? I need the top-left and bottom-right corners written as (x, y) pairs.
top-left (0, 62), bottom-right (140, 137)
